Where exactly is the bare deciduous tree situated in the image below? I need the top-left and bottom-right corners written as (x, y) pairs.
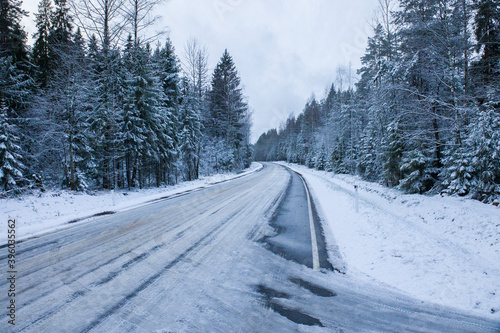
top-left (71, 0), bottom-right (127, 50)
top-left (123, 0), bottom-right (165, 45)
top-left (183, 38), bottom-right (209, 99)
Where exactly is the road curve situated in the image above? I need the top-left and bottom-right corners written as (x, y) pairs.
top-left (1, 163), bottom-right (499, 332)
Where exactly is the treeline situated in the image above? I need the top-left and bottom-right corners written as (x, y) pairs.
top-left (255, 0), bottom-right (500, 202)
top-left (0, 0), bottom-right (252, 194)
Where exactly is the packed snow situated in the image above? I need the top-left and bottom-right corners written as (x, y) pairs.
top-left (2, 160), bottom-right (499, 320)
top-left (0, 163), bottom-right (262, 245)
top-left (279, 162), bottom-right (500, 318)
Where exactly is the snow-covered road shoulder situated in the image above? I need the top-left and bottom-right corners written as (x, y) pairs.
top-left (277, 162), bottom-right (500, 319)
top-left (1, 163), bottom-right (263, 244)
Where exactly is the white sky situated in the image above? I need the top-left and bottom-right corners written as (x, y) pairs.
top-left (22, 0), bottom-right (379, 142)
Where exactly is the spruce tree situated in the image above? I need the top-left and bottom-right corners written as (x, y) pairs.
top-left (154, 38), bottom-right (182, 183)
top-left (382, 121), bottom-right (404, 187)
top-left (473, 0), bottom-right (500, 85)
top-left (0, 0), bottom-right (28, 62)
top-left (122, 36), bottom-right (146, 188)
top-left (48, 0), bottom-right (72, 59)
top-left (0, 0), bottom-right (31, 111)
top-left (89, 42), bottom-right (124, 189)
top-left (0, 101), bottom-right (25, 192)
top-left (179, 78), bottom-right (202, 181)
top-left (209, 49), bottom-right (251, 170)
top-left (465, 105), bottom-right (500, 201)
top-left (32, 0), bottom-right (53, 87)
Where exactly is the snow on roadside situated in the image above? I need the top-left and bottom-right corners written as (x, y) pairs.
top-left (278, 162), bottom-right (500, 318)
top-left (0, 163), bottom-right (262, 244)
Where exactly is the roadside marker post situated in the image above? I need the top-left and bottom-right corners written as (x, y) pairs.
top-left (354, 185), bottom-right (359, 213)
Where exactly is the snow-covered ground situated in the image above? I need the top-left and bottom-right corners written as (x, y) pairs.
top-left (279, 162), bottom-right (500, 319)
top-left (0, 163), bottom-right (262, 244)
top-left (2, 160), bottom-right (499, 321)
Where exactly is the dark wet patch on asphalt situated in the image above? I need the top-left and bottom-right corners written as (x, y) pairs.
top-left (256, 284), bottom-right (324, 327)
top-left (260, 166), bottom-right (333, 271)
top-left (257, 285), bottom-right (290, 300)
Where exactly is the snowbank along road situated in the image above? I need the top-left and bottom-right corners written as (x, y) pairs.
top-left (1, 163), bottom-right (499, 332)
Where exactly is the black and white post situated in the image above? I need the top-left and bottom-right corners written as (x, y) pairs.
top-left (354, 185), bottom-right (359, 213)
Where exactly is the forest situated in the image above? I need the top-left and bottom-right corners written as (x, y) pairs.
top-left (255, 0), bottom-right (500, 203)
top-left (0, 0), bottom-right (252, 194)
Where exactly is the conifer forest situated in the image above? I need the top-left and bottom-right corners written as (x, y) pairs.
top-left (0, 0), bottom-right (252, 194)
top-left (1, 0), bottom-right (499, 204)
top-left (255, 0), bottom-right (500, 203)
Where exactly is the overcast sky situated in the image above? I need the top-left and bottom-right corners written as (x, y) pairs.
top-left (22, 0), bottom-right (379, 142)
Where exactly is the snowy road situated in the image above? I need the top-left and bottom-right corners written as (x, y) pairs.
top-left (1, 163), bottom-right (499, 332)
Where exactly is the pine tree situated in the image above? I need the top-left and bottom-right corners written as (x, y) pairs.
top-left (398, 146), bottom-right (436, 194)
top-left (35, 0), bottom-right (95, 190)
top-left (0, 54), bottom-right (31, 108)
top-left (179, 78), bottom-right (202, 181)
top-left (0, 0), bottom-right (31, 111)
top-left (208, 49), bottom-right (251, 170)
top-left (56, 33), bottom-right (94, 190)
top-left (357, 122), bottom-right (381, 181)
top-left (89, 41), bottom-right (124, 189)
top-left (392, 0), bottom-right (472, 191)
top-left (122, 37), bottom-right (147, 188)
top-left (0, 0), bottom-right (28, 62)
top-left (122, 41), bottom-right (171, 188)
top-left (442, 145), bottom-right (473, 196)
top-left (314, 144), bottom-right (327, 171)
top-left (382, 121), bottom-right (404, 187)
top-left (465, 105), bottom-right (500, 201)
top-left (32, 0), bottom-right (53, 87)
top-left (0, 101), bottom-right (25, 192)
top-left (74, 0), bottom-right (128, 189)
top-left (473, 0), bottom-right (500, 87)
top-left (154, 38), bottom-right (182, 183)
top-left (49, 0), bottom-right (72, 53)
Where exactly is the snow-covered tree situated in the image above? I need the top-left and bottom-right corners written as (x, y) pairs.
top-left (54, 34), bottom-right (94, 190)
top-left (179, 78), bottom-right (202, 181)
top-left (0, 0), bottom-right (28, 62)
top-left (154, 38), bottom-right (182, 184)
top-left (32, 0), bottom-right (53, 86)
top-left (0, 102), bottom-right (25, 192)
top-left (465, 105), bottom-right (500, 200)
top-left (208, 49), bottom-right (251, 170)
top-left (473, 0), bottom-right (500, 84)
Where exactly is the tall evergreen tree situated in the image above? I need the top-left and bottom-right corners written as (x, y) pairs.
top-left (154, 38), bottom-right (181, 183)
top-left (32, 0), bottom-right (53, 86)
top-left (208, 49), bottom-right (251, 169)
top-left (0, 0), bottom-right (32, 190)
top-left (90, 45), bottom-right (124, 189)
top-left (55, 32), bottom-right (94, 190)
top-left (0, 0), bottom-right (31, 111)
top-left (473, 0), bottom-right (500, 88)
top-left (122, 35), bottom-right (146, 188)
top-left (0, 0), bottom-right (28, 62)
top-left (179, 77), bottom-right (202, 181)
top-left (0, 101), bottom-right (25, 192)
top-left (49, 0), bottom-right (72, 48)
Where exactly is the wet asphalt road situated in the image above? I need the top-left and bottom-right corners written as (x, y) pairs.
top-left (263, 167), bottom-right (332, 270)
top-left (1, 163), bottom-right (499, 332)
